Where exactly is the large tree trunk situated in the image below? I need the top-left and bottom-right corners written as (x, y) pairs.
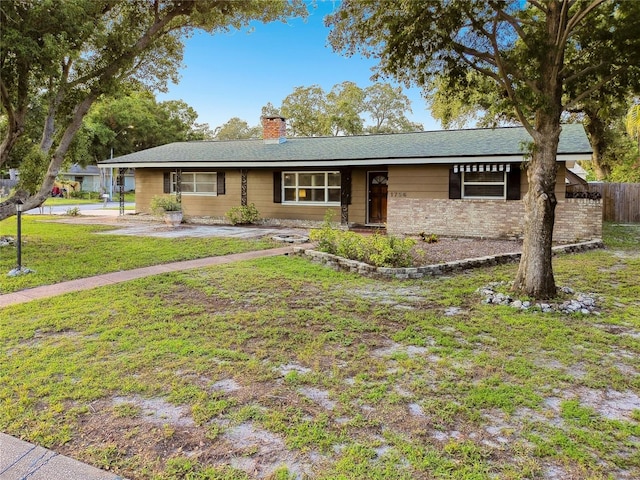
top-left (583, 109), bottom-right (611, 180)
top-left (513, 124), bottom-right (561, 299)
top-left (511, 0), bottom-right (567, 300)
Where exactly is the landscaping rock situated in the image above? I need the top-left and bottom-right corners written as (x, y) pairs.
top-left (478, 282), bottom-right (601, 314)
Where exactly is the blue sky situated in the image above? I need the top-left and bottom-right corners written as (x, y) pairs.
top-left (156, 1), bottom-right (440, 132)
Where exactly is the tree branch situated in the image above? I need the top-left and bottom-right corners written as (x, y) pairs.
top-left (563, 61), bottom-right (607, 84)
top-left (496, 7), bottom-right (531, 49)
top-left (528, 1), bottom-right (548, 13)
top-left (564, 68), bottom-right (620, 109)
top-left (486, 16), bottom-right (534, 136)
top-left (565, 0), bottom-right (607, 37)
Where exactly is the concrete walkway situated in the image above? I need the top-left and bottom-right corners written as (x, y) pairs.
top-left (0, 245), bottom-right (300, 308)
top-left (0, 433), bottom-right (125, 480)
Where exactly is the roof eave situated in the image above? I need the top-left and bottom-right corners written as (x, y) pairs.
top-left (98, 152), bottom-right (590, 169)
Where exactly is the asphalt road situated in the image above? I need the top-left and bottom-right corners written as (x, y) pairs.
top-left (24, 202), bottom-right (135, 215)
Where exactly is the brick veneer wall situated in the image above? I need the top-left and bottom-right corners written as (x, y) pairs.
top-left (386, 197), bottom-right (602, 242)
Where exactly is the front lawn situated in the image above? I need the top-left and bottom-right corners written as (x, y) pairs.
top-left (0, 223), bottom-right (638, 479)
top-left (0, 216), bottom-right (277, 293)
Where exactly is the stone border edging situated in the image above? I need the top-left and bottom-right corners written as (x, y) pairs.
top-left (293, 239), bottom-right (604, 279)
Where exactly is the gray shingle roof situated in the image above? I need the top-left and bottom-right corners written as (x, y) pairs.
top-left (99, 124), bottom-right (592, 168)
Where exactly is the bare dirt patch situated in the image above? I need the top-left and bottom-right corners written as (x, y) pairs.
top-left (411, 237), bottom-right (523, 264)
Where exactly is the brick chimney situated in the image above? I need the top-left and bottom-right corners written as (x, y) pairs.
top-left (262, 116), bottom-right (287, 144)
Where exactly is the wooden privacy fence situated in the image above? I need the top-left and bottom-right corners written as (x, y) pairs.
top-left (567, 183), bottom-right (640, 223)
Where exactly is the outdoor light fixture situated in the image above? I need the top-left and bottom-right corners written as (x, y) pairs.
top-left (15, 199), bottom-right (23, 271)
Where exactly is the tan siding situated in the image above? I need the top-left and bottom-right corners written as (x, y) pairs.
top-left (135, 169), bottom-right (241, 218)
top-left (520, 162), bottom-right (566, 197)
top-left (135, 169), bottom-right (165, 214)
top-left (349, 168), bottom-right (367, 224)
top-left (134, 162), bottom-right (567, 228)
top-left (389, 165), bottom-right (450, 199)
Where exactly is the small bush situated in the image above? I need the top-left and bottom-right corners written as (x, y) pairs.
top-left (310, 215), bottom-right (415, 268)
top-left (65, 206), bottom-right (81, 216)
top-left (419, 232), bottom-right (439, 243)
top-left (150, 195), bottom-right (181, 213)
top-left (225, 203), bottom-right (260, 225)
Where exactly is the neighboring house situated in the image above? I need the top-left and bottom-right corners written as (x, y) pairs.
top-left (98, 117), bottom-right (601, 242)
top-left (61, 164), bottom-right (135, 194)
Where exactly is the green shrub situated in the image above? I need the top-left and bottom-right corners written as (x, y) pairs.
top-left (150, 195), bottom-right (181, 213)
top-left (65, 206), bottom-right (81, 216)
top-left (419, 232), bottom-right (439, 243)
top-left (310, 215), bottom-right (416, 268)
top-left (225, 203), bottom-right (260, 225)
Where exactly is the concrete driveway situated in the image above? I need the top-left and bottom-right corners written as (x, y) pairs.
top-left (34, 208), bottom-right (310, 241)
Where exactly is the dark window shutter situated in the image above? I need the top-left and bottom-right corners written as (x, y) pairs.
top-left (507, 166), bottom-right (521, 200)
top-left (449, 169), bottom-right (461, 199)
top-left (217, 171), bottom-right (225, 195)
top-left (273, 171), bottom-right (282, 203)
top-left (163, 172), bottom-right (170, 193)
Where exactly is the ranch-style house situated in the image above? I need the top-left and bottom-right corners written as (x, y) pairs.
top-left (99, 117), bottom-right (601, 242)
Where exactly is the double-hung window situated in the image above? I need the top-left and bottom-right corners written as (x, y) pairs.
top-left (462, 171), bottom-right (507, 199)
top-left (283, 172), bottom-right (341, 204)
top-left (171, 172), bottom-right (217, 195)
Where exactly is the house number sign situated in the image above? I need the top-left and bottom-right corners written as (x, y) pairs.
top-left (390, 192), bottom-right (407, 197)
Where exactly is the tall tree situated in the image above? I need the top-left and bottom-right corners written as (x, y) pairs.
top-left (328, 0), bottom-right (640, 298)
top-left (214, 117), bottom-right (261, 140)
top-left (326, 81), bottom-right (365, 136)
top-left (0, 0), bottom-right (305, 219)
top-left (83, 90), bottom-right (213, 164)
top-left (265, 82), bottom-right (421, 137)
top-left (280, 85), bottom-right (331, 137)
top-left (364, 83), bottom-right (422, 133)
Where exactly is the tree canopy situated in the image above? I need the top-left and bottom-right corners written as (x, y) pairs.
top-left (262, 81), bottom-right (422, 137)
top-left (213, 117), bottom-right (261, 141)
top-left (0, 0), bottom-right (305, 219)
top-left (327, 0), bottom-right (640, 298)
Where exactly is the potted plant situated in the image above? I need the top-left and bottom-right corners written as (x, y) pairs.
top-left (150, 195), bottom-right (182, 227)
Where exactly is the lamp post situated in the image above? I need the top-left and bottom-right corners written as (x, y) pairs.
top-left (16, 199), bottom-right (23, 271)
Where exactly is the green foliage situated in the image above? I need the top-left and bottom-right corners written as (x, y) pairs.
top-left (419, 232), bottom-right (439, 244)
top-left (0, 0), bottom-right (306, 219)
top-left (150, 195), bottom-right (181, 213)
top-left (225, 203), bottom-right (260, 225)
top-left (85, 90), bottom-right (215, 163)
top-left (363, 83), bottom-right (423, 133)
top-left (310, 217), bottom-right (415, 267)
top-left (64, 206), bottom-right (81, 216)
top-left (214, 117), bottom-right (261, 140)
top-left (280, 85), bottom-right (331, 137)
top-left (70, 191), bottom-right (102, 200)
top-left (626, 104), bottom-right (640, 149)
top-left (16, 149), bottom-right (48, 194)
top-left (265, 81), bottom-right (421, 137)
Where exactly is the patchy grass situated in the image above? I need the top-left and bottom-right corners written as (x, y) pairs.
top-left (0, 216), bottom-right (277, 293)
top-left (0, 223), bottom-right (638, 479)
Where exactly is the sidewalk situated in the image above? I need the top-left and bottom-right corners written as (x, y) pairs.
top-left (0, 244), bottom-right (301, 308)
top-left (0, 433), bottom-right (125, 480)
